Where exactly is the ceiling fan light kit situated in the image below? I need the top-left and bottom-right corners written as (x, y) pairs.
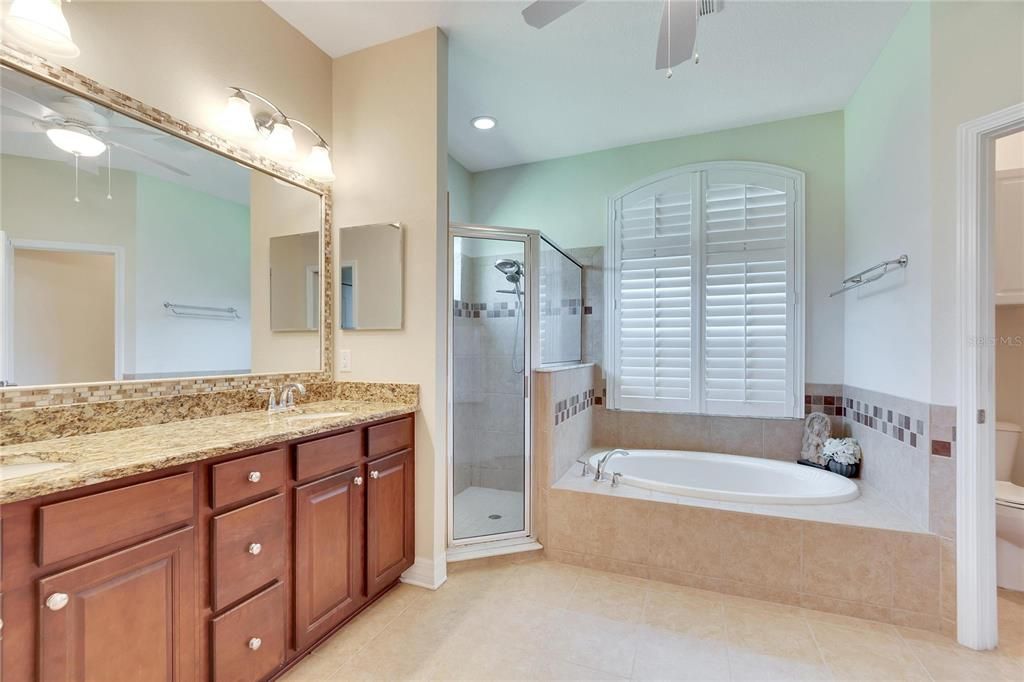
top-left (3, 0), bottom-right (80, 59)
top-left (218, 87), bottom-right (335, 182)
top-left (45, 125), bottom-right (106, 157)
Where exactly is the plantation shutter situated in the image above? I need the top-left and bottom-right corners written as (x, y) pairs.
top-left (612, 175), bottom-right (695, 412)
top-left (702, 170), bottom-right (795, 417)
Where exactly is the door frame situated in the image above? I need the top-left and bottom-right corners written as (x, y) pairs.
top-left (446, 224), bottom-right (536, 550)
top-left (955, 101), bottom-right (1024, 650)
top-left (0, 235), bottom-right (126, 383)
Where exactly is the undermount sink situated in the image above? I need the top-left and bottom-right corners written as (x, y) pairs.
top-left (283, 411), bottom-right (353, 422)
top-left (0, 452), bottom-right (74, 481)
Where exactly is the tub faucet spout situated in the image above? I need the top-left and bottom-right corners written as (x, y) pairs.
top-left (595, 449), bottom-right (630, 482)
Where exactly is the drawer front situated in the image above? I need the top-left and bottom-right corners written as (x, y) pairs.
top-left (211, 582), bottom-right (285, 682)
top-left (39, 473), bottom-right (195, 566)
top-left (211, 448), bottom-right (287, 509)
top-left (211, 494), bottom-right (286, 611)
top-left (295, 430), bottom-right (363, 482)
top-left (367, 417), bottom-right (413, 460)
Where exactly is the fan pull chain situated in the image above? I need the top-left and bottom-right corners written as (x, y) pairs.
top-left (106, 146), bottom-right (112, 200)
top-left (666, 0), bottom-right (673, 79)
top-left (74, 153), bottom-right (80, 203)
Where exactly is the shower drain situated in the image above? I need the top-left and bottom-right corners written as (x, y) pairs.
top-left (488, 514), bottom-right (503, 520)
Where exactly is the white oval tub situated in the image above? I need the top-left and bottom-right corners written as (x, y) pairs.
top-left (586, 449), bottom-right (859, 504)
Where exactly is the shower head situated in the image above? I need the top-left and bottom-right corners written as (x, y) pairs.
top-left (494, 258), bottom-right (524, 283)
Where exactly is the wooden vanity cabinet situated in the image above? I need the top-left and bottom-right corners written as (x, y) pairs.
top-left (0, 413), bottom-right (414, 682)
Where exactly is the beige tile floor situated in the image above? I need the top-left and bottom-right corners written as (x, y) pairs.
top-left (282, 556), bottom-right (1024, 682)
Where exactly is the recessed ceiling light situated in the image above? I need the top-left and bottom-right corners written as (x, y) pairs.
top-left (471, 116), bottom-right (497, 131)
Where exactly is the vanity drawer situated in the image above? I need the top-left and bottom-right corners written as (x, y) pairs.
top-left (295, 430), bottom-right (363, 482)
top-left (39, 473), bottom-right (194, 566)
top-left (367, 417), bottom-right (413, 460)
top-left (211, 448), bottom-right (287, 509)
top-left (211, 494), bottom-right (286, 611)
top-left (211, 581), bottom-right (285, 682)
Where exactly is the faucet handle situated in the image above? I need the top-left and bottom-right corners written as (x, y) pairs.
top-left (257, 388), bottom-right (278, 411)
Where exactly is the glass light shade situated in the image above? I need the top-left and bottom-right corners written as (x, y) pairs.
top-left (46, 126), bottom-right (106, 157)
top-left (471, 116), bottom-right (497, 130)
top-left (265, 120), bottom-right (296, 158)
top-left (304, 143), bottom-right (335, 182)
top-left (3, 0), bottom-right (80, 59)
top-left (220, 93), bottom-right (258, 138)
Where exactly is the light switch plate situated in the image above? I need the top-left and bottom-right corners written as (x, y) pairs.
top-left (338, 349), bottom-right (352, 372)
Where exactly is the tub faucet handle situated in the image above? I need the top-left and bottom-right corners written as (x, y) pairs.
top-left (611, 472), bottom-right (623, 488)
top-left (580, 462), bottom-right (592, 477)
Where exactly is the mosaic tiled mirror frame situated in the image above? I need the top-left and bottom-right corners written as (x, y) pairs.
top-left (0, 43), bottom-right (335, 409)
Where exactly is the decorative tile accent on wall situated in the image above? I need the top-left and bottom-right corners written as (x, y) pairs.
top-left (846, 396), bottom-right (928, 450)
top-left (539, 298), bottom-right (583, 317)
top-left (452, 299), bottom-right (522, 318)
top-left (555, 389), bottom-right (595, 426)
top-left (929, 404), bottom-right (957, 457)
top-left (804, 391), bottom-right (846, 417)
top-left (0, 44), bottom-right (335, 411)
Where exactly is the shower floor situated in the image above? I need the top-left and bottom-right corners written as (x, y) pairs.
top-left (454, 486), bottom-right (525, 539)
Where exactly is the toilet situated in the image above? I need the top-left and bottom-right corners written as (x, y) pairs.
top-left (996, 421), bottom-right (1024, 591)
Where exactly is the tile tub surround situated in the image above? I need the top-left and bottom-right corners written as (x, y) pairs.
top-left (544, 482), bottom-right (954, 633)
top-left (0, 381), bottom-right (419, 446)
top-left (282, 556), bottom-right (1023, 682)
top-left (0, 399), bottom-right (417, 504)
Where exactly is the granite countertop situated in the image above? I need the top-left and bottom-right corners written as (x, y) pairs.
top-left (0, 400), bottom-right (416, 504)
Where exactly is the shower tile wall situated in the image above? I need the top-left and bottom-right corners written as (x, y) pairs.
top-left (539, 240), bottom-right (583, 364)
top-left (452, 250), bottom-right (525, 497)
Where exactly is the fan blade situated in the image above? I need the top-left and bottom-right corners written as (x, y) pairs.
top-left (521, 0), bottom-right (585, 28)
top-left (107, 140), bottom-right (190, 177)
top-left (0, 87), bottom-right (63, 123)
top-left (655, 0), bottom-right (698, 70)
top-left (107, 124), bottom-right (163, 139)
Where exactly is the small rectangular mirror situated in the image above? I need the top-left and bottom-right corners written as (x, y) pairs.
top-left (339, 223), bottom-right (403, 330)
top-left (270, 232), bottom-right (320, 332)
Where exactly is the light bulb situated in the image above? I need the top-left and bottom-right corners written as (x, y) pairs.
top-left (220, 91), bottom-right (258, 138)
top-left (3, 0), bottom-right (80, 59)
top-left (304, 143), bottom-right (335, 182)
top-left (46, 126), bottom-right (106, 157)
top-left (266, 120), bottom-right (296, 158)
top-left (471, 116), bottom-right (497, 130)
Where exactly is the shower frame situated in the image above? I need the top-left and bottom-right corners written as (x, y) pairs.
top-left (446, 224), bottom-right (543, 554)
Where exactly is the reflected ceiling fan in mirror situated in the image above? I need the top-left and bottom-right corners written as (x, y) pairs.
top-left (1, 85), bottom-right (189, 201)
top-left (522, 0), bottom-right (723, 78)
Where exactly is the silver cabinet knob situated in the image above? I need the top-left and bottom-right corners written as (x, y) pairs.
top-left (353, 476), bottom-right (364, 486)
top-left (370, 470), bottom-right (380, 479)
top-left (248, 637), bottom-right (262, 651)
top-left (247, 471), bottom-right (262, 483)
top-left (45, 593), bottom-right (69, 611)
top-left (248, 542), bottom-right (262, 556)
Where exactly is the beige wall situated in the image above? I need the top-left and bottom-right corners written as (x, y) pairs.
top-left (251, 172), bottom-right (322, 374)
top-left (332, 28), bottom-right (448, 585)
top-left (13, 249), bottom-right (115, 385)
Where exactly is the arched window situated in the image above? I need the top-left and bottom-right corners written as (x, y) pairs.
top-left (606, 162), bottom-right (805, 418)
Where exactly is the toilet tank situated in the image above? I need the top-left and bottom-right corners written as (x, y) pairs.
top-left (997, 422), bottom-right (1022, 482)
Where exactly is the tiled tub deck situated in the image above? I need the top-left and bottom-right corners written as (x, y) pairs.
top-left (544, 472), bottom-right (956, 636)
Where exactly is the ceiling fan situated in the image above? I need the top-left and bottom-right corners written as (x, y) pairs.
top-left (521, 0), bottom-right (723, 76)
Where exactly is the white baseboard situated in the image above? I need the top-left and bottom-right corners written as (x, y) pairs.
top-left (401, 556), bottom-right (447, 590)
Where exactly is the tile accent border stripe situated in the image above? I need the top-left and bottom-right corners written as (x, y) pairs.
top-left (555, 389), bottom-right (595, 426)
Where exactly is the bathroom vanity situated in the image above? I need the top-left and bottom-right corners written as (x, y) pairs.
top-left (0, 406), bottom-right (415, 681)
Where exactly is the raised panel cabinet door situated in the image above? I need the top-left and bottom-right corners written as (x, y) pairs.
top-left (293, 467), bottom-right (365, 650)
top-left (38, 527), bottom-right (196, 682)
top-left (366, 449), bottom-right (414, 597)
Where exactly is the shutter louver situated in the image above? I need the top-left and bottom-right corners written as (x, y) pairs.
top-left (615, 179), bottom-right (693, 411)
top-left (703, 177), bottom-right (792, 416)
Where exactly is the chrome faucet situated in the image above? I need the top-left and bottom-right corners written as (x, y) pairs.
top-left (280, 382), bottom-right (307, 409)
top-left (594, 449), bottom-right (630, 482)
top-left (258, 387), bottom-right (280, 413)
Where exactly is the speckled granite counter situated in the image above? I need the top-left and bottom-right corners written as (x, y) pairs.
top-left (0, 400), bottom-right (416, 504)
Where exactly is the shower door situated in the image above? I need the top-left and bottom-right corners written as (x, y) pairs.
top-left (448, 227), bottom-right (532, 546)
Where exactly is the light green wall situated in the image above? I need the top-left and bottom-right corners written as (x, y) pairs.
top-left (469, 111), bottom-right (845, 250)
top-left (447, 154), bottom-right (472, 224)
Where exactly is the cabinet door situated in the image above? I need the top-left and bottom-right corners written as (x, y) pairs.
top-left (366, 449), bottom-right (414, 597)
top-left (294, 467), bottom-right (365, 650)
top-left (38, 527), bottom-right (196, 682)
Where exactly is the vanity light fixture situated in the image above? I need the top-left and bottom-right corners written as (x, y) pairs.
top-left (2, 0), bottom-right (80, 59)
top-left (471, 116), bottom-right (497, 130)
top-left (219, 87), bottom-right (334, 182)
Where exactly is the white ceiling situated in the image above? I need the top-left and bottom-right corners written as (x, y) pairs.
top-left (266, 0), bottom-right (910, 172)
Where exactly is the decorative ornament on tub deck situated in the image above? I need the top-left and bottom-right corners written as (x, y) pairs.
top-left (800, 412), bottom-right (832, 465)
top-left (822, 437), bottom-right (862, 478)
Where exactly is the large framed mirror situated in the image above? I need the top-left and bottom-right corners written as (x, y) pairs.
top-left (0, 48), bottom-right (332, 397)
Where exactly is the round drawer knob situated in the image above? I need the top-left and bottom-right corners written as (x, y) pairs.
top-left (248, 542), bottom-right (262, 556)
top-left (45, 593), bottom-right (69, 611)
top-left (248, 637), bottom-right (262, 651)
top-left (369, 470), bottom-right (380, 479)
top-left (353, 476), bottom-right (364, 486)
top-left (247, 471), bottom-right (262, 483)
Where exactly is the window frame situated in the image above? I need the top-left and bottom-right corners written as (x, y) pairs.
top-left (605, 161), bottom-right (805, 418)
